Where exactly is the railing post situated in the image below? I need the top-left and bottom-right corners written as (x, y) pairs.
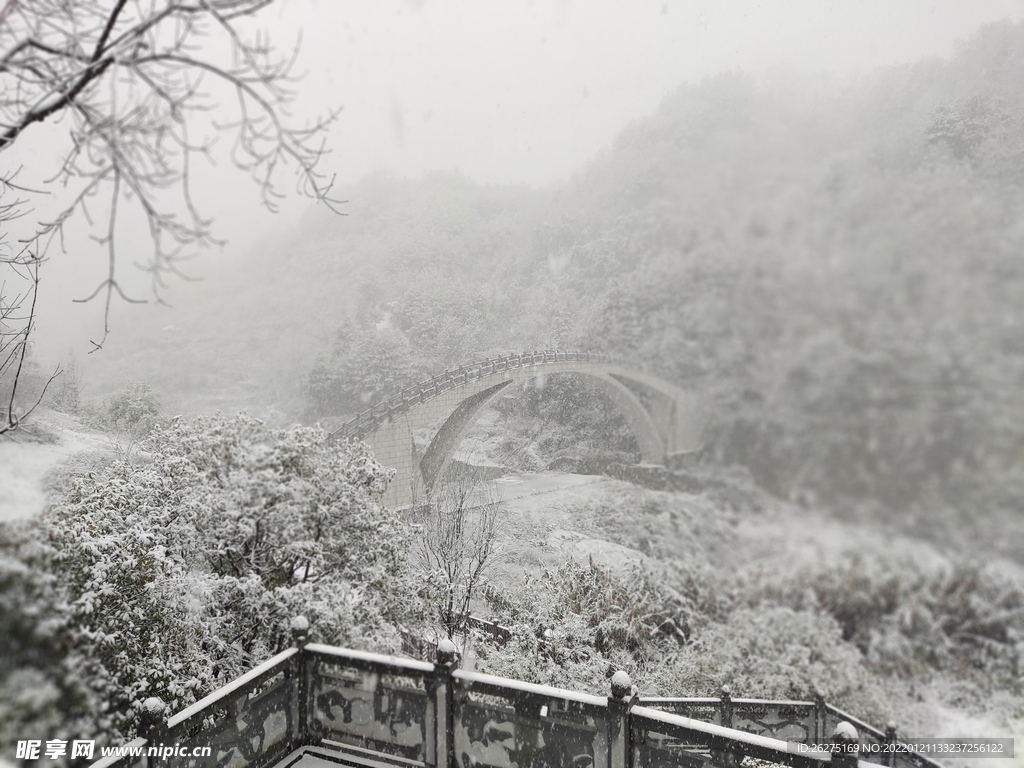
top-left (719, 685), bottom-right (733, 729)
top-left (139, 697), bottom-right (165, 768)
top-left (433, 639), bottom-right (460, 768)
top-left (831, 722), bottom-right (859, 768)
top-left (291, 615), bottom-right (310, 748)
top-left (608, 671), bottom-right (637, 768)
top-left (814, 689), bottom-right (827, 743)
top-left (884, 722), bottom-right (898, 767)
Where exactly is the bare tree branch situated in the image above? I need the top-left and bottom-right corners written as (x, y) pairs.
top-left (0, 0), bottom-right (342, 429)
top-left (415, 463), bottom-right (504, 640)
top-left (0, 253), bottom-right (61, 435)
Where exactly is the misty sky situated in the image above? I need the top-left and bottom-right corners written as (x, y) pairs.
top-left (281, 0), bottom-right (1024, 188)
top-left (113, 0), bottom-right (1024, 248)
top-left (7, 0), bottom-right (1024, 360)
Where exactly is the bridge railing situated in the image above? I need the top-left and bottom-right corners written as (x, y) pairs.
top-left (329, 350), bottom-right (615, 442)
top-left (95, 617), bottom-right (940, 768)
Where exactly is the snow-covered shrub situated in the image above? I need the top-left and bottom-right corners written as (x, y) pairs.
top-left (653, 606), bottom-right (889, 722)
top-left (900, 562), bottom-right (1024, 686)
top-left (585, 484), bottom-right (738, 561)
top-left (102, 380), bottom-right (161, 437)
top-left (77, 379), bottom-right (164, 458)
top-left (473, 610), bottom-right (629, 696)
top-left (478, 558), bottom-right (727, 693)
top-left (739, 552), bottom-right (930, 652)
top-left (0, 530), bottom-right (68, 753)
top-left (509, 558), bottom-right (722, 649)
top-left (1, 414), bottom-right (427, 749)
top-left (477, 565), bottom-right (634, 695)
top-left (741, 552), bottom-right (1024, 690)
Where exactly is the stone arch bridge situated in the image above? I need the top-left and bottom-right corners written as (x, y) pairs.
top-left (330, 351), bottom-right (706, 508)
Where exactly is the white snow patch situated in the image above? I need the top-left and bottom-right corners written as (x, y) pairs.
top-left (726, 505), bottom-right (952, 574)
top-left (0, 411), bottom-right (108, 521)
top-left (547, 529), bottom-right (647, 572)
top-left (928, 702), bottom-right (1024, 768)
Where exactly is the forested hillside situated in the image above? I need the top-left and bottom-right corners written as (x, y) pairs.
top-left (85, 22), bottom-right (1024, 551)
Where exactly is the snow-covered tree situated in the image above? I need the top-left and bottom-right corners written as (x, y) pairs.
top-left (414, 464), bottom-right (502, 640)
top-left (0, 0), bottom-right (342, 434)
top-left (2, 414), bottom-right (426, 747)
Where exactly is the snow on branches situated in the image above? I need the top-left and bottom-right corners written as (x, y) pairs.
top-left (15, 414), bottom-right (426, 744)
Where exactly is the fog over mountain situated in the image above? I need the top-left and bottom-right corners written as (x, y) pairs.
top-left (3, 2), bottom-right (1024, 762)
top-left (16, 0), bottom-right (1024, 370)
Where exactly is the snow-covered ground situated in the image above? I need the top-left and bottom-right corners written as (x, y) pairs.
top-left (2, 414), bottom-right (1021, 764)
top-left (478, 470), bottom-right (1024, 766)
top-left (0, 409), bottom-right (107, 522)
top-left (487, 472), bottom-right (634, 585)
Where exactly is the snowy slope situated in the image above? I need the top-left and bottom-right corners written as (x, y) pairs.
top-left (0, 409), bottom-right (107, 522)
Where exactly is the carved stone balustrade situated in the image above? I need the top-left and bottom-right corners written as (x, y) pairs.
top-left (90, 618), bottom-right (941, 768)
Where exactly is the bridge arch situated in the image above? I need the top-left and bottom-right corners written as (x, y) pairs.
top-left (329, 351), bottom-right (705, 508)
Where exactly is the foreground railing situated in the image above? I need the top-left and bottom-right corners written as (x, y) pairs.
top-left (91, 617), bottom-right (938, 768)
top-left (638, 693), bottom-right (938, 768)
top-left (329, 350), bottom-right (615, 441)
top-left (90, 644), bottom-right (302, 768)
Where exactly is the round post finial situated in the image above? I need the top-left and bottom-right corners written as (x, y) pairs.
top-left (436, 637), bottom-right (461, 669)
top-left (608, 670), bottom-right (637, 714)
top-left (719, 683), bottom-right (734, 728)
top-left (610, 670), bottom-right (633, 700)
top-left (831, 721), bottom-right (860, 768)
top-left (143, 697), bottom-right (165, 716)
top-left (833, 721), bottom-right (858, 741)
top-left (291, 615), bottom-right (309, 648)
top-left (139, 697), bottom-right (166, 740)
